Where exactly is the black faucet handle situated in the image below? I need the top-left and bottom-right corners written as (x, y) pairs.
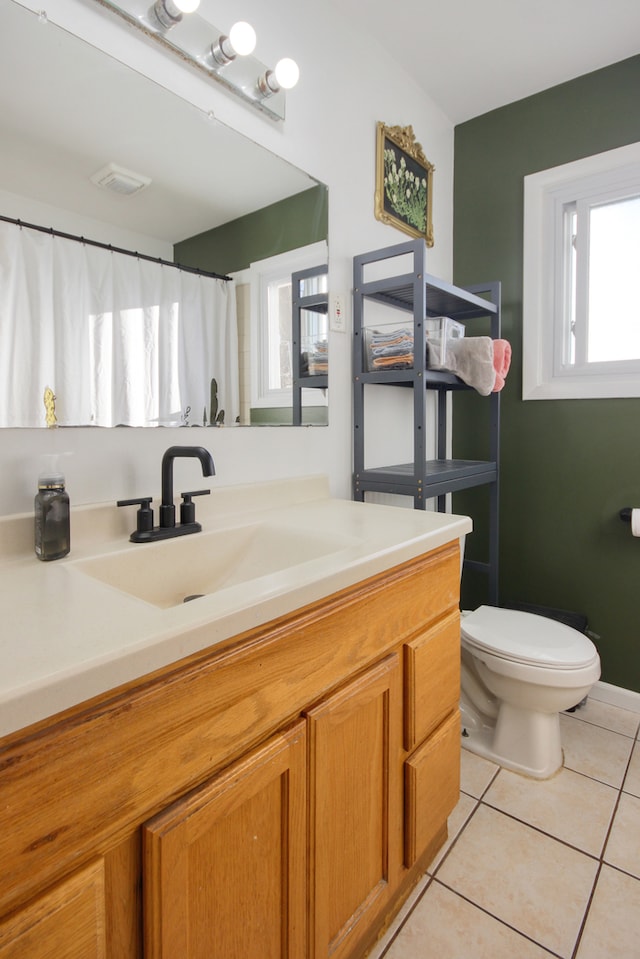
top-left (117, 496), bottom-right (154, 534)
top-left (180, 489), bottom-right (210, 525)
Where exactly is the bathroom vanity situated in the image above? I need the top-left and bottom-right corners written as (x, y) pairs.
top-left (0, 477), bottom-right (470, 959)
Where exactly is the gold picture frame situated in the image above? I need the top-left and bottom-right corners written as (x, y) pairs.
top-left (375, 122), bottom-right (434, 246)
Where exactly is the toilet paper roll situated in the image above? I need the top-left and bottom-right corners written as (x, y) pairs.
top-left (632, 509), bottom-right (640, 537)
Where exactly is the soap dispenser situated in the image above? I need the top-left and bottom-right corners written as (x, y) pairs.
top-left (34, 463), bottom-right (70, 561)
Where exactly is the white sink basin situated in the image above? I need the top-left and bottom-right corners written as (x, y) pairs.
top-left (75, 521), bottom-right (352, 609)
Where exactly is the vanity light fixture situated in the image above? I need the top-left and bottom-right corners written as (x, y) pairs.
top-left (91, 0), bottom-right (298, 120)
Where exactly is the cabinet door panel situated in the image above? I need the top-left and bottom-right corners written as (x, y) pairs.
top-left (307, 654), bottom-right (401, 959)
top-left (0, 860), bottom-right (106, 959)
top-left (404, 610), bottom-right (460, 751)
top-left (143, 721), bottom-right (306, 959)
top-left (404, 710), bottom-right (460, 867)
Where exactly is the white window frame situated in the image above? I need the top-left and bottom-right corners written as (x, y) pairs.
top-left (234, 241), bottom-right (328, 410)
top-left (523, 140), bottom-right (640, 400)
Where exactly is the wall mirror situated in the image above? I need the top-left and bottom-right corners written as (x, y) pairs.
top-left (0, 0), bottom-right (328, 428)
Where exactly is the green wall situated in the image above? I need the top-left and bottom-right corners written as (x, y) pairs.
top-left (174, 184), bottom-right (328, 276)
top-left (453, 55), bottom-right (640, 691)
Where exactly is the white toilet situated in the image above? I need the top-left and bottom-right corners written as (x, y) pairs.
top-left (460, 605), bottom-right (601, 779)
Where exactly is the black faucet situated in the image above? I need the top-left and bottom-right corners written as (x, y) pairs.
top-left (118, 445), bottom-right (215, 543)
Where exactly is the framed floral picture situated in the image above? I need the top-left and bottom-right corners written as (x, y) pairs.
top-left (375, 122), bottom-right (434, 246)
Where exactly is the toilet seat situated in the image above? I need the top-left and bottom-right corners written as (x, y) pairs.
top-left (461, 606), bottom-right (599, 670)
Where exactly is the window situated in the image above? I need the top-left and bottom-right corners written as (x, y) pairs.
top-left (235, 242), bottom-right (327, 412)
top-left (523, 141), bottom-right (640, 399)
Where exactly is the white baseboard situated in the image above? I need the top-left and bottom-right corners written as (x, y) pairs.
top-left (589, 681), bottom-right (640, 714)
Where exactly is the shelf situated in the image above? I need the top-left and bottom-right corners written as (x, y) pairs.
top-left (357, 272), bottom-right (499, 322)
top-left (356, 369), bottom-right (472, 390)
top-left (294, 374), bottom-right (328, 390)
top-left (352, 238), bottom-right (501, 605)
top-left (355, 460), bottom-right (497, 499)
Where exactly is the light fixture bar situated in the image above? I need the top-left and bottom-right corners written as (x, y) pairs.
top-left (91, 0), bottom-right (291, 121)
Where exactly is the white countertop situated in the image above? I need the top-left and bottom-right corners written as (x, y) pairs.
top-left (0, 476), bottom-right (471, 737)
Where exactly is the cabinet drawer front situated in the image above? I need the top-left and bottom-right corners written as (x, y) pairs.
top-left (404, 710), bottom-right (461, 868)
top-left (404, 609), bottom-right (460, 751)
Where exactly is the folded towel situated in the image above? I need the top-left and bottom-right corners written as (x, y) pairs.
top-left (492, 339), bottom-right (511, 392)
top-left (444, 337), bottom-right (496, 395)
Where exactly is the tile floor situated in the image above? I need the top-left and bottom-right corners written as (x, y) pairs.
top-left (369, 698), bottom-right (640, 959)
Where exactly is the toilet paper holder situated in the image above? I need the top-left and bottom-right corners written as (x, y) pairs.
top-left (620, 508), bottom-right (632, 522)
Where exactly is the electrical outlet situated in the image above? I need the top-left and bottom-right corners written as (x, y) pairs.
top-left (330, 292), bottom-right (348, 332)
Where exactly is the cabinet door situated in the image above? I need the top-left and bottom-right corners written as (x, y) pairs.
top-left (306, 654), bottom-right (401, 959)
top-left (0, 860), bottom-right (106, 959)
top-left (143, 721), bottom-right (307, 959)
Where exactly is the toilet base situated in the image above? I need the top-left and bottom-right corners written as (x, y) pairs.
top-left (461, 703), bottom-right (563, 779)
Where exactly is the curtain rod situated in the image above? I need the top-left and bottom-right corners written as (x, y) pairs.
top-left (0, 213), bottom-right (232, 282)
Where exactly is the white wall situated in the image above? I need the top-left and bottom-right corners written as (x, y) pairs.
top-left (1, 0), bottom-right (454, 515)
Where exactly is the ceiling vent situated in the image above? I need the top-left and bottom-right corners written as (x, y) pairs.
top-left (90, 162), bottom-right (151, 196)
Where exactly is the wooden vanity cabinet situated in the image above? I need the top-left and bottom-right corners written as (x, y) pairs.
top-left (0, 543), bottom-right (461, 959)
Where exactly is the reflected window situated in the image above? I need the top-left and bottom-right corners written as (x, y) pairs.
top-left (233, 241), bottom-right (327, 424)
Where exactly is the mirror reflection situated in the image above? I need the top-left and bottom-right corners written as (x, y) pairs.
top-left (0, 0), bottom-right (328, 428)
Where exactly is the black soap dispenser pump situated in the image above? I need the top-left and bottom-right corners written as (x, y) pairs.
top-left (34, 459), bottom-right (70, 561)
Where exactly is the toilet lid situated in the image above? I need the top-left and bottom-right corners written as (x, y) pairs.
top-left (461, 606), bottom-right (598, 669)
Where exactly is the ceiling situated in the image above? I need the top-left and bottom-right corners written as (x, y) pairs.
top-left (334, 0), bottom-right (640, 124)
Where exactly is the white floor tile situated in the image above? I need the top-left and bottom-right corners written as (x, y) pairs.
top-left (623, 740), bottom-right (640, 798)
top-left (384, 881), bottom-right (553, 959)
top-left (576, 865), bottom-right (640, 959)
top-left (428, 792), bottom-right (477, 873)
top-left (460, 746), bottom-right (499, 798)
top-left (568, 699), bottom-right (640, 738)
top-left (603, 791), bottom-right (640, 879)
top-left (484, 765), bottom-right (617, 856)
top-left (436, 804), bottom-right (599, 958)
top-left (560, 713), bottom-right (635, 787)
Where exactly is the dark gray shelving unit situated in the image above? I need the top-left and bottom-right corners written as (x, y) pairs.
top-left (353, 239), bottom-right (501, 604)
top-left (292, 263), bottom-right (328, 426)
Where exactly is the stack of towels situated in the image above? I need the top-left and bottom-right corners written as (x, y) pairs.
top-left (368, 328), bottom-right (415, 370)
top-left (430, 336), bottom-right (511, 395)
top-left (308, 340), bottom-right (328, 375)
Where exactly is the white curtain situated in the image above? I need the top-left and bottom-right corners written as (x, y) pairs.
top-left (0, 220), bottom-right (239, 427)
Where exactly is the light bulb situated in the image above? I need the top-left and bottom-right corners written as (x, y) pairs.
top-left (274, 58), bottom-right (299, 90)
top-left (150, 0), bottom-right (198, 29)
top-left (228, 21), bottom-right (256, 57)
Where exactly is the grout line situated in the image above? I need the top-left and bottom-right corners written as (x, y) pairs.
top-left (563, 709), bottom-right (640, 741)
top-left (477, 798), bottom-right (603, 863)
top-left (569, 861), bottom-right (603, 959)
top-left (432, 878), bottom-right (563, 958)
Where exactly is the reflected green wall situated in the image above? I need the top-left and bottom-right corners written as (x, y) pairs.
top-left (453, 55), bottom-right (640, 691)
top-left (174, 184), bottom-right (328, 276)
